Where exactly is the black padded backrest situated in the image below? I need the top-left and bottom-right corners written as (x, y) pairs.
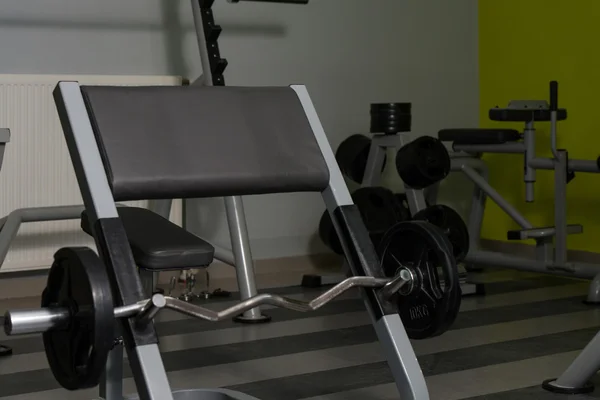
top-left (80, 85), bottom-right (330, 201)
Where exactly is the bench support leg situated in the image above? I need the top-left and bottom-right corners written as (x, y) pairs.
top-left (139, 269), bottom-right (155, 298)
top-left (225, 196), bottom-right (270, 323)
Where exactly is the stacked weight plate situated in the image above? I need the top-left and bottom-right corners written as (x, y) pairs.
top-left (318, 187), bottom-right (410, 254)
top-left (321, 103), bottom-right (413, 254)
top-left (370, 103), bottom-right (412, 134)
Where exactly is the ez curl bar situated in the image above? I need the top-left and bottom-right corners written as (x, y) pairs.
top-left (5, 274), bottom-right (409, 336)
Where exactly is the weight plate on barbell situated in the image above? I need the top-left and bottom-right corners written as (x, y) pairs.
top-left (413, 205), bottom-right (470, 263)
top-left (378, 221), bottom-right (461, 339)
top-left (395, 136), bottom-right (451, 189)
top-left (42, 247), bottom-right (115, 390)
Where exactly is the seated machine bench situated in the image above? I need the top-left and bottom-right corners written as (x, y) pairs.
top-left (507, 224), bottom-right (583, 241)
top-left (440, 100), bottom-right (568, 147)
top-left (489, 106), bottom-right (567, 122)
top-left (81, 207), bottom-right (214, 294)
top-left (438, 128), bottom-right (521, 145)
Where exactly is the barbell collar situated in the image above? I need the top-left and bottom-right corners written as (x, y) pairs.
top-left (5, 300), bottom-right (147, 336)
top-left (380, 268), bottom-right (414, 300)
top-left (136, 294), bottom-right (167, 327)
top-left (4, 308), bottom-right (70, 336)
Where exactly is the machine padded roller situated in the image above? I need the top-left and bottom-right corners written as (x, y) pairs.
top-left (335, 134), bottom-right (386, 183)
top-left (396, 136), bottom-right (451, 189)
top-left (438, 128), bottom-right (521, 145)
top-left (81, 207), bottom-right (215, 270)
top-left (489, 107), bottom-right (567, 122)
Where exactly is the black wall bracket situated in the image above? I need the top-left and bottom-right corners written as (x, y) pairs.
top-left (199, 0), bottom-right (228, 86)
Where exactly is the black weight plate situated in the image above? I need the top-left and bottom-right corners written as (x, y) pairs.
top-left (335, 134), bottom-right (387, 183)
top-left (370, 103), bottom-right (412, 114)
top-left (370, 118), bottom-right (412, 134)
top-left (431, 224), bottom-right (462, 336)
top-left (352, 187), bottom-right (401, 248)
top-left (413, 205), bottom-right (470, 262)
top-left (370, 103), bottom-right (412, 134)
top-left (378, 221), bottom-right (461, 339)
top-left (42, 247), bottom-right (114, 390)
top-left (318, 210), bottom-right (343, 255)
top-left (395, 136), bottom-right (451, 189)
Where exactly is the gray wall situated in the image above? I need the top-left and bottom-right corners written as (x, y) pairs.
top-left (0, 0), bottom-right (479, 259)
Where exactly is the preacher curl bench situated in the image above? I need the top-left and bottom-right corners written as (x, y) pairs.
top-left (3, 81), bottom-right (460, 399)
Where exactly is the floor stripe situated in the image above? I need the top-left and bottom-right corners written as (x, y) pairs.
top-left (0, 343), bottom-right (385, 400)
top-left (1, 282), bottom-right (592, 363)
top-left (223, 327), bottom-right (599, 399)
top-left (0, 298), bottom-right (365, 355)
top-left (0, 274), bottom-right (584, 340)
top-left (298, 352), bottom-right (584, 400)
top-left (463, 380), bottom-right (600, 399)
top-left (0, 283), bottom-right (595, 375)
top-left (0, 281), bottom-right (587, 348)
top-left (0, 288), bottom-right (359, 342)
top-left (459, 283), bottom-right (587, 312)
top-left (426, 351), bottom-right (585, 400)
top-left (2, 310), bottom-right (599, 398)
top-left (412, 309), bottom-right (600, 355)
top-left (0, 312), bottom-right (370, 375)
top-left (0, 275), bottom-right (593, 399)
top-left (3, 306), bottom-right (599, 377)
top-left (453, 295), bottom-right (594, 330)
top-left (479, 275), bottom-right (581, 295)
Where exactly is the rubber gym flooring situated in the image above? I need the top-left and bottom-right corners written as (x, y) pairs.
top-left (0, 271), bottom-right (600, 399)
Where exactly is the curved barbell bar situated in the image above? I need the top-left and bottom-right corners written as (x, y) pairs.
top-left (5, 273), bottom-right (410, 336)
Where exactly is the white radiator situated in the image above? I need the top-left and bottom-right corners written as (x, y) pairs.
top-left (0, 75), bottom-right (183, 272)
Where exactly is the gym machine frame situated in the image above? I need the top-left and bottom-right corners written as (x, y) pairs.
top-left (442, 81), bottom-right (600, 303)
top-left (15, 75), bottom-right (433, 399)
top-left (542, 308), bottom-right (600, 394)
top-left (0, 128), bottom-right (12, 357)
top-left (147, 0), bottom-right (301, 322)
top-left (107, 1), bottom-right (310, 398)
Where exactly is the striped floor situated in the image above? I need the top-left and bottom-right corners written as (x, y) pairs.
top-left (1, 272), bottom-right (600, 399)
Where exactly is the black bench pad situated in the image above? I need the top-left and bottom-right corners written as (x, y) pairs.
top-left (439, 129), bottom-right (521, 145)
top-left (81, 207), bottom-right (214, 271)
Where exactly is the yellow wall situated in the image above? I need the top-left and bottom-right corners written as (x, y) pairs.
top-left (478, 0), bottom-right (600, 251)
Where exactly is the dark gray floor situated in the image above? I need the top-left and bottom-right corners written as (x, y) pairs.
top-left (0, 272), bottom-right (599, 399)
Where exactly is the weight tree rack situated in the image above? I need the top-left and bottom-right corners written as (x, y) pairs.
top-left (306, 103), bottom-right (482, 297)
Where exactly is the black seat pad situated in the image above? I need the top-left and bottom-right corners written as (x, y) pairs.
top-left (489, 108), bottom-right (567, 122)
top-left (439, 128), bottom-right (521, 145)
top-left (81, 207), bottom-right (214, 271)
